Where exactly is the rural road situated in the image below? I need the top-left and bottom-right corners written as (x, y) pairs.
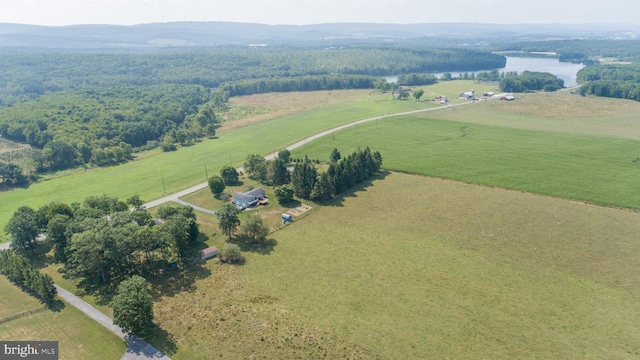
top-left (54, 285), bottom-right (170, 360)
top-left (0, 94), bottom-right (510, 359)
top-left (140, 98), bottom-right (481, 210)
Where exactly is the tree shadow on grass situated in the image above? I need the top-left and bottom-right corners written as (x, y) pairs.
top-left (228, 234), bottom-right (277, 255)
top-left (141, 326), bottom-right (178, 356)
top-left (47, 298), bottom-right (65, 312)
top-left (323, 171), bottom-right (390, 208)
top-left (148, 263), bottom-right (211, 299)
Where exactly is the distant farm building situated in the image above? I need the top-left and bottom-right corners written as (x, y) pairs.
top-left (281, 213), bottom-right (293, 223)
top-left (201, 246), bottom-right (218, 260)
top-left (233, 187), bottom-right (268, 209)
top-left (501, 95), bottom-right (516, 101)
top-left (459, 89), bottom-right (475, 99)
top-left (483, 92), bottom-right (494, 97)
top-left (437, 95), bottom-right (447, 104)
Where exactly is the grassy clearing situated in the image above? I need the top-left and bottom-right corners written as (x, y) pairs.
top-left (0, 275), bottom-right (43, 318)
top-left (241, 172), bottom-right (640, 359)
top-left (0, 275), bottom-right (125, 360)
top-left (290, 113), bottom-right (640, 209)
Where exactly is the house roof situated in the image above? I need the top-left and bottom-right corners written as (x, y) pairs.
top-left (245, 187), bottom-right (266, 197)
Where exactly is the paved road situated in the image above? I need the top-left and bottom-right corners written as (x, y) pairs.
top-left (54, 285), bottom-right (170, 360)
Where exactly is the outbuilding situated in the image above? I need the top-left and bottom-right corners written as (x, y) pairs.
top-left (501, 95), bottom-right (516, 101)
top-left (201, 246), bottom-right (219, 260)
top-left (281, 213), bottom-right (293, 222)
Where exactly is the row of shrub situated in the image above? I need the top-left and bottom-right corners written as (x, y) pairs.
top-left (0, 250), bottom-right (57, 305)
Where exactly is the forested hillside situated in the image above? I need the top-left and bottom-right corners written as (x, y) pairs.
top-left (577, 64), bottom-right (640, 101)
top-left (0, 46), bottom-right (505, 103)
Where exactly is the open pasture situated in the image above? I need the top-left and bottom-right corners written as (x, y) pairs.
top-left (0, 276), bottom-right (125, 360)
top-left (433, 92), bottom-right (640, 139)
top-left (240, 172), bottom-right (640, 359)
top-left (290, 110), bottom-right (640, 209)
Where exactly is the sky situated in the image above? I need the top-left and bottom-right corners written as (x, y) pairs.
top-left (0, 0), bottom-right (638, 26)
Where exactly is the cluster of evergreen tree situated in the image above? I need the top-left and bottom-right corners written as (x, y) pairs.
top-left (4, 194), bottom-right (200, 291)
top-left (577, 64), bottom-right (640, 101)
top-left (0, 250), bottom-right (57, 305)
top-left (499, 71), bottom-right (564, 92)
top-left (291, 148), bottom-right (383, 201)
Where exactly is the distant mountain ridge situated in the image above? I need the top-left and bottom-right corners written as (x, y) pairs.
top-left (0, 21), bottom-right (638, 49)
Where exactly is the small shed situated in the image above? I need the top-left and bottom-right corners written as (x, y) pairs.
top-left (281, 213), bottom-right (293, 222)
top-left (501, 95), bottom-right (516, 101)
top-left (201, 246), bottom-right (219, 260)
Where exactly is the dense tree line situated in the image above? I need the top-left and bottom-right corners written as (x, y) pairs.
top-left (396, 73), bottom-right (438, 86)
top-left (0, 84), bottom-right (218, 175)
top-left (0, 250), bottom-right (57, 305)
top-left (220, 75), bottom-right (377, 97)
top-left (577, 64), bottom-right (640, 101)
top-left (499, 71), bottom-right (564, 92)
top-left (4, 194), bottom-right (201, 291)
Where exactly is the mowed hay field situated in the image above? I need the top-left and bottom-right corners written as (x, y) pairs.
top-left (0, 276), bottom-right (125, 360)
top-left (240, 172), bottom-right (640, 359)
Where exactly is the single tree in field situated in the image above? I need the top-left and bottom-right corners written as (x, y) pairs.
top-left (216, 203), bottom-right (241, 239)
top-left (111, 275), bottom-right (154, 337)
top-left (5, 206), bottom-right (40, 256)
top-left (219, 166), bottom-right (239, 185)
top-left (413, 89), bottom-right (424, 101)
top-left (241, 213), bottom-right (269, 243)
top-left (243, 154), bottom-right (268, 181)
top-left (208, 175), bottom-right (226, 196)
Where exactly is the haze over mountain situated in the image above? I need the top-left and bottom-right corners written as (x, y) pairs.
top-left (0, 22), bottom-right (639, 49)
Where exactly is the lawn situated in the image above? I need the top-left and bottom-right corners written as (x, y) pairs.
top-left (289, 112), bottom-right (640, 209)
top-left (238, 172), bottom-right (640, 359)
top-left (0, 275), bottom-right (125, 360)
top-left (0, 275), bottom-right (43, 319)
top-left (0, 84), bottom-right (475, 234)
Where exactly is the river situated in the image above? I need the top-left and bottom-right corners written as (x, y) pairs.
top-left (384, 55), bottom-right (586, 87)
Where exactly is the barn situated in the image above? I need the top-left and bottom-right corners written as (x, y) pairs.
top-left (201, 246), bottom-right (218, 260)
top-left (233, 187), bottom-right (268, 209)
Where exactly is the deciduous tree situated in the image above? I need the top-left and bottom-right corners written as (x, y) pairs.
top-left (208, 175), bottom-right (226, 196)
top-left (241, 213), bottom-right (269, 243)
top-left (216, 203), bottom-right (241, 239)
top-left (111, 275), bottom-right (154, 337)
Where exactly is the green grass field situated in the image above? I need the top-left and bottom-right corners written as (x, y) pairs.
top-left (239, 172), bottom-right (640, 359)
top-left (0, 81), bottom-right (493, 234)
top-left (0, 275), bottom-right (125, 360)
top-left (290, 105), bottom-right (640, 209)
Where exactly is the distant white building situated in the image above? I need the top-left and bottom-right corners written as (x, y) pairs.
top-left (459, 89), bottom-right (475, 100)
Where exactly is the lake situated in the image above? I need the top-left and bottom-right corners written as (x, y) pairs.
top-left (384, 55), bottom-right (586, 87)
